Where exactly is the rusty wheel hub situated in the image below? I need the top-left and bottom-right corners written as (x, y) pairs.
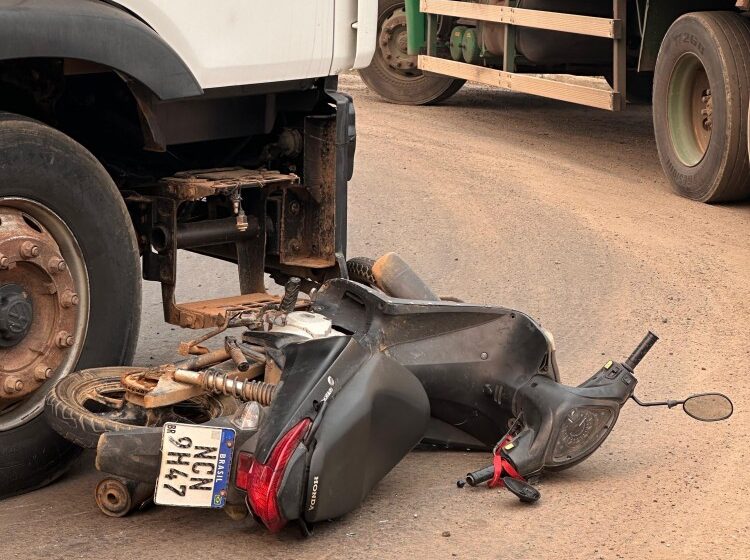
top-left (0, 200), bottom-right (88, 427)
top-left (378, 8), bottom-right (419, 75)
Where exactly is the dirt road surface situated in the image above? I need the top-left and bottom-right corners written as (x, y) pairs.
top-left (2, 75), bottom-right (749, 559)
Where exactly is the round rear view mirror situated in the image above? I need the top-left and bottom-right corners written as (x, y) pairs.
top-left (682, 393), bottom-right (733, 422)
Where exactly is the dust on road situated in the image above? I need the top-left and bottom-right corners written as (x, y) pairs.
top-left (1, 74), bottom-right (748, 560)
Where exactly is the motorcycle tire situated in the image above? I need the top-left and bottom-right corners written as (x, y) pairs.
top-left (346, 257), bottom-right (377, 287)
top-left (45, 367), bottom-right (237, 449)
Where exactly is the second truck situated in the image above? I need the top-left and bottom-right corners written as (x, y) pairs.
top-left (360, 0), bottom-right (750, 203)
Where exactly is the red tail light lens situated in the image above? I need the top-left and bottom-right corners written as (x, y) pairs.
top-left (236, 418), bottom-right (311, 532)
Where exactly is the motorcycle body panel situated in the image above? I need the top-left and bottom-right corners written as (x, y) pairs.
top-left (303, 351), bottom-right (429, 523)
top-left (314, 279), bottom-right (558, 449)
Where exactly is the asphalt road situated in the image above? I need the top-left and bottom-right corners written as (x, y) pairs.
top-left (2, 74), bottom-right (749, 559)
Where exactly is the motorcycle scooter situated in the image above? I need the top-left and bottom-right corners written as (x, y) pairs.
top-left (45, 254), bottom-right (733, 532)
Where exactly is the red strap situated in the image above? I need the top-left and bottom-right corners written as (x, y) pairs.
top-left (488, 438), bottom-right (524, 488)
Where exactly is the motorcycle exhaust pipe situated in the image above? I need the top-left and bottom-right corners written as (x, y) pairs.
top-left (372, 252), bottom-right (440, 301)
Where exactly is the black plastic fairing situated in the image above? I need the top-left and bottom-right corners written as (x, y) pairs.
top-left (504, 362), bottom-right (638, 475)
top-left (313, 279), bottom-right (554, 449)
top-left (253, 336), bottom-right (353, 464)
top-left (303, 352), bottom-right (430, 523)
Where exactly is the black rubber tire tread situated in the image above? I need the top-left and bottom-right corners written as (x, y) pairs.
top-left (45, 367), bottom-right (237, 449)
top-left (653, 11), bottom-right (750, 202)
top-left (0, 113), bottom-right (141, 498)
top-left (346, 257), bottom-right (377, 287)
top-left (359, 0), bottom-right (465, 105)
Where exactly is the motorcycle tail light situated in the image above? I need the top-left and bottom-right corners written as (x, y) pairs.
top-left (235, 418), bottom-right (311, 532)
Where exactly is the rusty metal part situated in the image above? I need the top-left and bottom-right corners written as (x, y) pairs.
top-left (225, 336), bottom-right (250, 372)
top-left (55, 330), bottom-right (75, 348)
top-left (700, 88), bottom-right (713, 133)
top-left (174, 368), bottom-right (277, 406)
top-left (95, 477), bottom-right (154, 518)
top-left (174, 216), bottom-right (260, 250)
top-left (120, 363), bottom-right (215, 408)
top-left (34, 364), bottom-right (53, 381)
top-left (158, 168), bottom-right (298, 201)
top-left (176, 347), bottom-right (231, 370)
top-left (279, 118), bottom-right (338, 269)
top-left (280, 277), bottom-right (302, 314)
top-left (178, 319), bottom-right (230, 356)
top-left (120, 358), bottom-right (255, 409)
top-left (2, 375), bottom-right (24, 393)
top-left (47, 256), bottom-right (67, 273)
top-left (127, 161), bottom-right (337, 332)
top-left (0, 202), bottom-right (87, 417)
top-left (239, 343), bottom-right (267, 365)
top-left (60, 289), bottom-right (80, 308)
top-left (174, 293), bottom-right (281, 331)
top-left (128, 167), bottom-right (301, 330)
top-left (121, 366), bottom-right (168, 406)
top-left (148, 359), bottom-right (263, 409)
top-left (264, 358), bottom-right (283, 386)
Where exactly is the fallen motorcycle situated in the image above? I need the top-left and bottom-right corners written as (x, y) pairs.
top-left (44, 253), bottom-right (733, 531)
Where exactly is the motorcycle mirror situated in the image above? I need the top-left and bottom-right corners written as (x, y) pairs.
top-left (502, 477), bottom-right (540, 504)
top-left (682, 393), bottom-right (733, 422)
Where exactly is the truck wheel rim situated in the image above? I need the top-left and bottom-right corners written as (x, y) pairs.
top-left (667, 53), bottom-right (713, 167)
top-left (0, 198), bottom-right (89, 431)
top-left (378, 7), bottom-right (420, 77)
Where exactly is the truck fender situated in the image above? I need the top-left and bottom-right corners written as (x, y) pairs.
top-left (637, 0), bottom-right (736, 72)
top-left (0, 0), bottom-right (202, 100)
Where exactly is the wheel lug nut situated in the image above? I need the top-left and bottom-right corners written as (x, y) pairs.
top-left (34, 365), bottom-right (53, 381)
top-left (48, 256), bottom-right (67, 273)
top-left (2, 376), bottom-right (24, 393)
top-left (20, 241), bottom-right (40, 259)
top-left (60, 290), bottom-right (79, 308)
top-left (56, 330), bottom-right (74, 348)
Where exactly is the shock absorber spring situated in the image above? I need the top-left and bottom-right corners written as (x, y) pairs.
top-left (174, 368), bottom-right (277, 405)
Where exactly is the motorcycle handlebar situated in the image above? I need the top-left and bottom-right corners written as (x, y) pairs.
top-left (465, 465), bottom-right (495, 487)
top-left (623, 331), bottom-right (659, 372)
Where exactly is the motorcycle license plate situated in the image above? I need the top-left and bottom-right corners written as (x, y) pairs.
top-left (154, 423), bottom-right (235, 509)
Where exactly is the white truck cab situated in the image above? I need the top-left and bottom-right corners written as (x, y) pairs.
top-left (114, 1), bottom-right (377, 89)
top-left (0, 0), bottom-right (376, 499)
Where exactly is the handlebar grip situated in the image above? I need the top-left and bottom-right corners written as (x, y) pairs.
top-left (623, 331), bottom-right (659, 371)
top-left (465, 465), bottom-right (494, 487)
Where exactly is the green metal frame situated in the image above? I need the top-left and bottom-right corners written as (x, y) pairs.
top-left (419, 0), bottom-right (627, 111)
top-left (405, 0), bottom-right (425, 55)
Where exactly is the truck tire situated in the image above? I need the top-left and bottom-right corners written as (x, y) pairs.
top-left (359, 0), bottom-right (465, 105)
top-left (653, 12), bottom-right (750, 202)
top-left (0, 113), bottom-right (141, 498)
